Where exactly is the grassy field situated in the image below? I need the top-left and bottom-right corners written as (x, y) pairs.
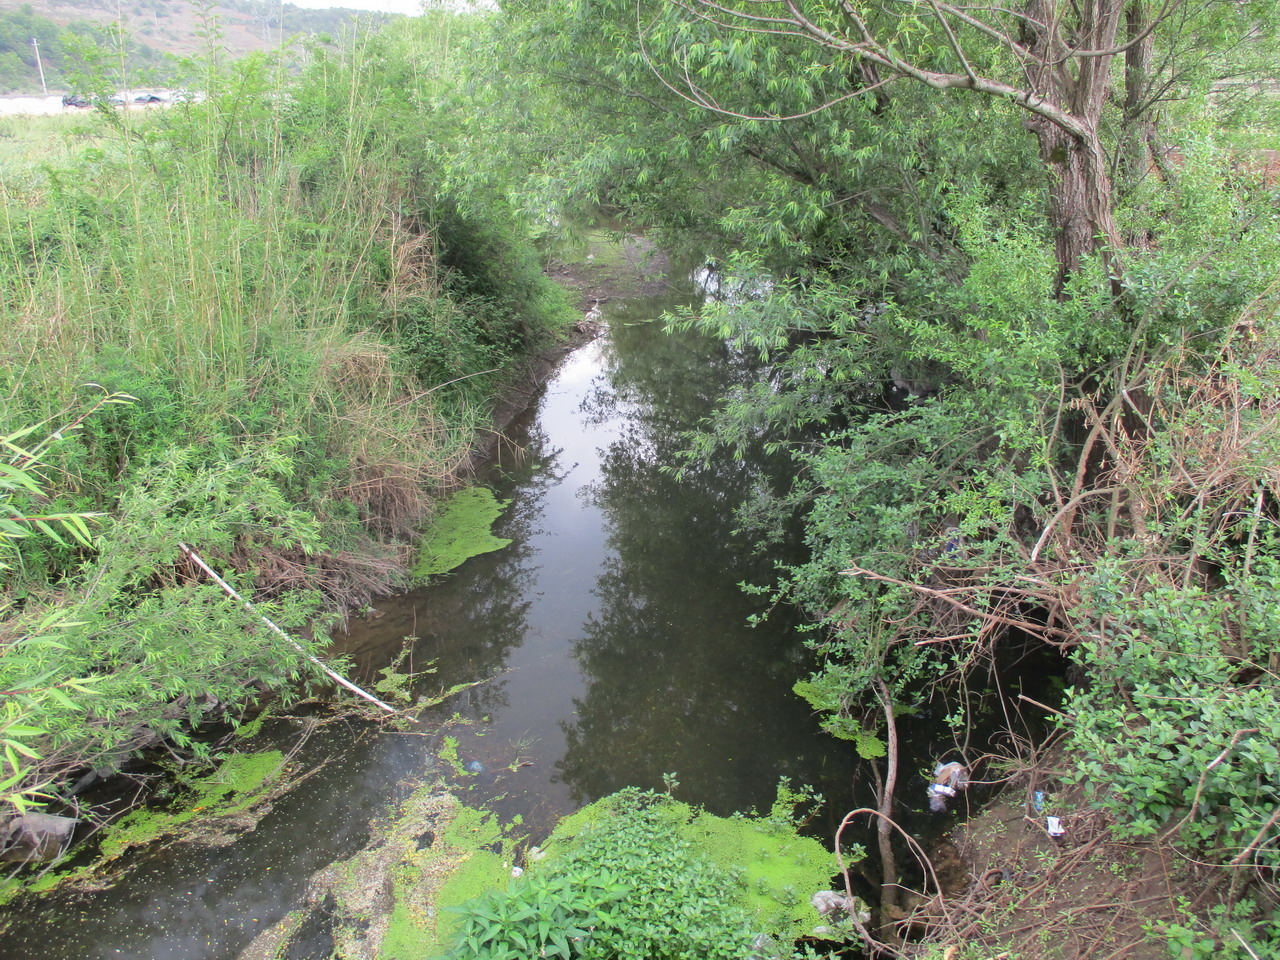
top-left (0, 112), bottom-right (102, 169)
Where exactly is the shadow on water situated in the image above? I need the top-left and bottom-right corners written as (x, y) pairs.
top-left (0, 275), bottom-right (853, 959)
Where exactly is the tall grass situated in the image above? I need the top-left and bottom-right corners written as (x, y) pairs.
top-left (0, 114), bottom-right (101, 170)
top-left (1, 17), bottom-right (572, 572)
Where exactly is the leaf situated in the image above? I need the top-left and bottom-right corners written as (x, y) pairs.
top-left (3, 739), bottom-right (41, 759)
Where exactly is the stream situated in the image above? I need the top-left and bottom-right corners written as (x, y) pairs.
top-left (0, 270), bottom-right (857, 959)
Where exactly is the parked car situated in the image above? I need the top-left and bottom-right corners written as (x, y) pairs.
top-left (61, 94), bottom-right (90, 108)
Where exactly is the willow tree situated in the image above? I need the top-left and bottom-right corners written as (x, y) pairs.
top-left (635, 0), bottom-right (1213, 291)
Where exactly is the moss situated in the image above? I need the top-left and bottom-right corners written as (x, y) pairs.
top-left (0, 750), bottom-right (288, 905)
top-left (23, 870), bottom-right (69, 894)
top-left (231, 706), bottom-right (274, 740)
top-left (412, 488), bottom-right (512, 581)
top-left (560, 229), bottom-right (634, 270)
top-left (432, 806), bottom-right (510, 910)
top-left (684, 810), bottom-right (836, 939)
top-left (0, 876), bottom-right (21, 907)
top-left (378, 897), bottom-right (425, 960)
top-left (385, 805), bottom-right (511, 958)
top-left (438, 735), bottom-right (468, 778)
top-left (282, 782), bottom-right (517, 959)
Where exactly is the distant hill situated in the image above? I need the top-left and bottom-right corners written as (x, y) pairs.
top-left (0, 0), bottom-right (397, 93)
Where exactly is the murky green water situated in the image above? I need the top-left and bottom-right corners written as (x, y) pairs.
top-left (0, 278), bottom-right (851, 959)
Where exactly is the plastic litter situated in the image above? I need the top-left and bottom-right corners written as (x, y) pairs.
top-left (811, 890), bottom-right (854, 916)
top-left (750, 933), bottom-right (783, 959)
top-left (928, 761), bottom-right (969, 812)
top-left (1033, 790), bottom-right (1047, 813)
top-left (510, 865), bottom-right (524, 878)
top-left (465, 760), bottom-right (485, 774)
top-left (1045, 816), bottom-right (1065, 837)
top-left (810, 890), bottom-right (870, 924)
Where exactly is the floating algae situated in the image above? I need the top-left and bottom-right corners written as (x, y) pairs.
top-left (1, 750), bottom-right (288, 907)
top-left (412, 488), bottom-right (512, 580)
top-left (258, 782), bottom-right (517, 960)
top-left (97, 750), bottom-right (288, 861)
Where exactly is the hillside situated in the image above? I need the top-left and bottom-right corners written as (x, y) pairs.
top-left (0, 0), bottom-right (396, 92)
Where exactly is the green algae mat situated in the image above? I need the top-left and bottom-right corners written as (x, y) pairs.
top-left (413, 488), bottom-right (512, 581)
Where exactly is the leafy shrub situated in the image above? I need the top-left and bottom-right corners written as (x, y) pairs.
top-left (446, 787), bottom-right (841, 959)
top-left (1, 435), bottom-right (331, 807)
top-left (1067, 567), bottom-right (1280, 865)
top-left (447, 872), bottom-right (627, 960)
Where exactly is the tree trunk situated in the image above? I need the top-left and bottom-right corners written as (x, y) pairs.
top-left (1023, 0), bottom-right (1127, 294)
top-left (1118, 0), bottom-right (1159, 209)
top-left (1031, 120), bottom-right (1126, 294)
top-left (873, 680), bottom-right (902, 944)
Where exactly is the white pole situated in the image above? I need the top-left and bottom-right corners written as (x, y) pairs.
top-left (177, 542), bottom-right (397, 714)
top-left (31, 38), bottom-right (47, 96)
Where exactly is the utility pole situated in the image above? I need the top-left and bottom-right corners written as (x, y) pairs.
top-left (31, 38), bottom-right (48, 96)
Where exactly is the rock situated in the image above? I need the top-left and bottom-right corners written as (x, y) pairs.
top-left (1, 812), bottom-right (78, 862)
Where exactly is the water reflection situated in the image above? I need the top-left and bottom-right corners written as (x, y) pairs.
top-left (555, 304), bottom-right (832, 809)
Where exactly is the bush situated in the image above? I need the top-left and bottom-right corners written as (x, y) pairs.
top-left (446, 787), bottom-right (842, 959)
top-left (1068, 568), bottom-right (1280, 863)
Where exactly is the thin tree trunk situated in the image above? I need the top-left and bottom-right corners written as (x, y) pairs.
top-left (1118, 0), bottom-right (1159, 242)
top-left (874, 679), bottom-right (902, 944)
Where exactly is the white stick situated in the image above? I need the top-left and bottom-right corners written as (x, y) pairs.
top-left (177, 542), bottom-right (397, 714)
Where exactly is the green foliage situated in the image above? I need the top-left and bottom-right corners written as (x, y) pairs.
top-left (413, 488), bottom-right (513, 581)
top-left (1, 420), bottom-right (106, 575)
top-left (0, 421), bottom-right (116, 812)
top-left (447, 872), bottom-right (625, 960)
top-left (451, 1), bottom-right (1280, 953)
top-left (446, 787), bottom-right (844, 959)
top-left (1, 438), bottom-right (332, 805)
top-left (1148, 897), bottom-right (1280, 959)
top-left (481, 12), bottom-right (1280, 953)
top-left (0, 14), bottom-right (571, 816)
top-left (1066, 566), bottom-right (1280, 864)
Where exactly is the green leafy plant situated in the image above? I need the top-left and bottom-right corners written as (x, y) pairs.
top-left (0, 412), bottom-right (125, 812)
top-left (446, 787), bottom-right (844, 959)
top-left (447, 872), bottom-right (624, 960)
